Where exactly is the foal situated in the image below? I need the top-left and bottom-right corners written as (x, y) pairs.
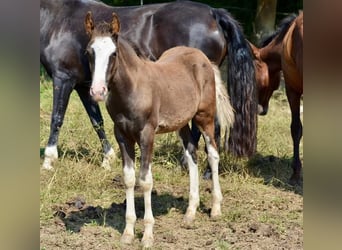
top-left (85, 12), bottom-right (234, 247)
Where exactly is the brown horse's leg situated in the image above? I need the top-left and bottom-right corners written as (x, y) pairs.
top-left (114, 125), bottom-right (136, 245)
top-left (285, 86), bottom-right (303, 184)
top-left (178, 125), bottom-right (199, 225)
top-left (138, 124), bottom-right (155, 248)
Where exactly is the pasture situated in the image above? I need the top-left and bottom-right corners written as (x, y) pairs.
top-left (40, 73), bottom-right (303, 249)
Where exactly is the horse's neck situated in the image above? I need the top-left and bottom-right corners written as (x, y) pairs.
top-left (260, 40), bottom-right (282, 73)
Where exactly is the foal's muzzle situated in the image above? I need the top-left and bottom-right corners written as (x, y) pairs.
top-left (90, 85), bottom-right (108, 102)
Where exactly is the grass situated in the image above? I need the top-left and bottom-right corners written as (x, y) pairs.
top-left (40, 76), bottom-right (303, 249)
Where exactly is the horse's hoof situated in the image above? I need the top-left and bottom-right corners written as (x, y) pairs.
top-left (120, 233), bottom-right (134, 245)
top-left (289, 176), bottom-right (302, 186)
top-left (141, 235), bottom-right (154, 249)
top-left (101, 148), bottom-right (115, 170)
top-left (202, 168), bottom-right (212, 180)
top-left (42, 159), bottom-right (54, 171)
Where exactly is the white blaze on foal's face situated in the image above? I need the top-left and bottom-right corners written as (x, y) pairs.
top-left (91, 36), bottom-right (116, 89)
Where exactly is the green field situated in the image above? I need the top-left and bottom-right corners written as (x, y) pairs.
top-left (40, 76), bottom-right (303, 249)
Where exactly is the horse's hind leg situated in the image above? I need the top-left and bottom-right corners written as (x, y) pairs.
top-left (43, 76), bottom-right (74, 170)
top-left (178, 125), bottom-right (200, 224)
top-left (75, 85), bottom-right (114, 169)
top-left (286, 86), bottom-right (303, 184)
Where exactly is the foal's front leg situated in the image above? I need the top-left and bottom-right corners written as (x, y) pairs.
top-left (114, 127), bottom-right (136, 245)
top-left (138, 125), bottom-right (155, 248)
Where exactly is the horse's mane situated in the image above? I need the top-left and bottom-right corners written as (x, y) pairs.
top-left (261, 13), bottom-right (298, 47)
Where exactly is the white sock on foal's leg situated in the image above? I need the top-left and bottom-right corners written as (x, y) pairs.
top-left (121, 165), bottom-right (136, 245)
top-left (139, 165), bottom-right (155, 248)
top-left (183, 149), bottom-right (200, 224)
top-left (204, 135), bottom-right (222, 218)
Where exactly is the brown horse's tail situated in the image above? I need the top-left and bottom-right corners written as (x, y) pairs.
top-left (213, 8), bottom-right (257, 157)
top-left (212, 65), bottom-right (235, 134)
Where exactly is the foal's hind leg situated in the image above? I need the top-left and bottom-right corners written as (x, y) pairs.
top-left (178, 125), bottom-right (200, 224)
top-left (75, 85), bottom-right (114, 169)
top-left (43, 76), bottom-right (74, 170)
top-left (194, 118), bottom-right (222, 219)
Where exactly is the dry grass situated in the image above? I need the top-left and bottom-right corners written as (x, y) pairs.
top-left (40, 77), bottom-right (303, 249)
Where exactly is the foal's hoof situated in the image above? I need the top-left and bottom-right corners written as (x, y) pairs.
top-left (210, 206), bottom-right (222, 220)
top-left (141, 236), bottom-right (154, 249)
top-left (120, 233), bottom-right (134, 245)
top-left (182, 212), bottom-right (196, 228)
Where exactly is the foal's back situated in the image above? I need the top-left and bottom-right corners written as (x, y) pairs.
top-left (148, 46), bottom-right (216, 133)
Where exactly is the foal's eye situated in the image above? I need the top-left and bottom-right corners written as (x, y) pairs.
top-left (110, 52), bottom-right (117, 59)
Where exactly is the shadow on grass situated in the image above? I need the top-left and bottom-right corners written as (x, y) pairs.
top-left (55, 192), bottom-right (206, 235)
top-left (246, 153), bottom-right (303, 195)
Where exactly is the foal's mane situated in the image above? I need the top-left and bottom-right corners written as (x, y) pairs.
top-left (93, 21), bottom-right (149, 60)
top-left (261, 13), bottom-right (298, 47)
top-left (93, 21), bottom-right (115, 36)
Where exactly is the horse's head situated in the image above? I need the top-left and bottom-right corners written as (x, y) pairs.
top-left (248, 41), bottom-right (271, 116)
top-left (85, 11), bottom-right (121, 102)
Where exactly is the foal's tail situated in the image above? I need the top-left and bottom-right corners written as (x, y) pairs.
top-left (213, 8), bottom-right (257, 157)
top-left (212, 65), bottom-right (235, 134)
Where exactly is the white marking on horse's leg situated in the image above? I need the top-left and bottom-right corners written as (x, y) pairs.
top-left (203, 134), bottom-right (222, 218)
top-left (139, 165), bottom-right (155, 248)
top-left (121, 164), bottom-right (136, 245)
top-left (42, 145), bottom-right (58, 170)
top-left (101, 147), bottom-right (115, 170)
top-left (184, 149), bottom-right (200, 224)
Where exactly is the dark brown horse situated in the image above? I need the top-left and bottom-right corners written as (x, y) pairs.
top-left (40, 0), bottom-right (257, 170)
top-left (254, 12), bottom-right (303, 183)
top-left (85, 11), bottom-right (234, 247)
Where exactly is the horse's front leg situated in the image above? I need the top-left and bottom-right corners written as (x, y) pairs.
top-left (75, 84), bottom-right (114, 169)
top-left (138, 125), bottom-right (155, 248)
top-left (178, 125), bottom-right (200, 225)
top-left (114, 126), bottom-right (136, 245)
top-left (43, 76), bottom-right (75, 170)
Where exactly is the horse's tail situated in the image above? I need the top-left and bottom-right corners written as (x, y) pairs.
top-left (212, 64), bottom-right (235, 135)
top-left (213, 8), bottom-right (257, 157)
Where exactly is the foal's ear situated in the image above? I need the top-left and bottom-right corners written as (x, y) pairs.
top-left (111, 13), bottom-right (121, 35)
top-left (85, 11), bottom-right (94, 36)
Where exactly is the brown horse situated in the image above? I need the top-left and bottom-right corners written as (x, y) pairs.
top-left (254, 12), bottom-right (303, 183)
top-left (85, 12), bottom-right (234, 247)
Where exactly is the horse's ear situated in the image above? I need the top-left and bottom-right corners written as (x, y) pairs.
top-left (247, 40), bottom-right (260, 59)
top-left (111, 12), bottom-right (121, 34)
top-left (85, 11), bottom-right (94, 36)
